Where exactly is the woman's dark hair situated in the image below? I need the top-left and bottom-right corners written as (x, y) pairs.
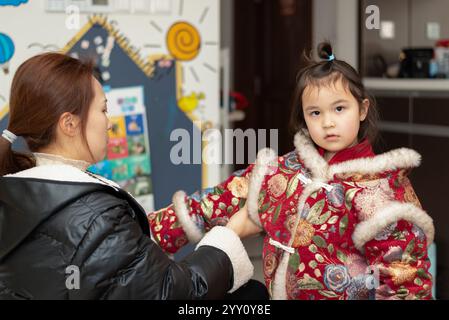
top-left (0, 53), bottom-right (95, 176)
top-left (289, 42), bottom-right (379, 144)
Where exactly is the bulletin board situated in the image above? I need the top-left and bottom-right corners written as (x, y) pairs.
top-left (0, 1), bottom-right (221, 212)
top-left (63, 17), bottom-right (204, 211)
top-left (89, 86), bottom-right (154, 212)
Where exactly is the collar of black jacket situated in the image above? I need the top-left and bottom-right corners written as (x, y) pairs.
top-left (0, 177), bottom-right (151, 261)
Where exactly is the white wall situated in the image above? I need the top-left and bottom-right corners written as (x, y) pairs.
top-left (220, 0), bottom-right (234, 88)
top-left (313, 0), bottom-right (359, 69)
top-left (0, 0), bottom-right (221, 133)
top-left (313, 0), bottom-right (337, 55)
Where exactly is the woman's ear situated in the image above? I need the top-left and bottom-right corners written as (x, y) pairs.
top-left (58, 112), bottom-right (81, 137)
top-left (360, 99), bottom-right (370, 122)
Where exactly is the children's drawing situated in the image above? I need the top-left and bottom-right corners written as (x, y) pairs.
top-left (0, 33), bottom-right (15, 74)
top-left (0, 0), bottom-right (28, 7)
top-left (178, 92), bottom-right (205, 113)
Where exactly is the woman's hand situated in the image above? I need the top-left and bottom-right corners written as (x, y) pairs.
top-left (226, 203), bottom-right (263, 239)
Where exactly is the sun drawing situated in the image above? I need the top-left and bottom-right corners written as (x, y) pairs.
top-left (146, 0), bottom-right (218, 90)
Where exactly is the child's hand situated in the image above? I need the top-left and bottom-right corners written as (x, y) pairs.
top-left (226, 203), bottom-right (263, 239)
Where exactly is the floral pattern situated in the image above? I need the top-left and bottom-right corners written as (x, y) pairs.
top-left (326, 183), bottom-right (345, 208)
top-left (285, 216), bottom-right (315, 247)
top-left (285, 151), bottom-right (302, 170)
top-left (263, 252), bottom-right (278, 278)
top-left (375, 222), bottom-right (398, 241)
top-left (324, 265), bottom-right (351, 292)
top-left (227, 176), bottom-right (249, 198)
top-left (354, 179), bottom-right (394, 221)
top-left (346, 275), bottom-right (374, 300)
top-left (383, 246), bottom-right (404, 263)
top-left (148, 147), bottom-right (433, 300)
top-left (412, 225), bottom-right (426, 241)
top-left (268, 174), bottom-right (288, 198)
top-left (379, 262), bottom-right (418, 286)
top-left (403, 178), bottom-right (422, 208)
top-left (345, 253), bottom-right (370, 278)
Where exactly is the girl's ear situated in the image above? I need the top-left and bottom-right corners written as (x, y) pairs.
top-left (360, 99), bottom-right (370, 122)
top-left (58, 112), bottom-right (81, 137)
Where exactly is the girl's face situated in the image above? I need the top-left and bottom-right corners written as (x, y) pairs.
top-left (84, 78), bottom-right (111, 163)
top-left (302, 79), bottom-right (369, 159)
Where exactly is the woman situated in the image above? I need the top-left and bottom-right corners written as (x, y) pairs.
top-left (0, 53), bottom-right (262, 300)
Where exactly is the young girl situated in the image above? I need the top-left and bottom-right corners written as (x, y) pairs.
top-left (148, 43), bottom-right (435, 300)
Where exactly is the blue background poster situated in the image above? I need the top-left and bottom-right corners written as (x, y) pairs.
top-left (89, 86), bottom-right (154, 212)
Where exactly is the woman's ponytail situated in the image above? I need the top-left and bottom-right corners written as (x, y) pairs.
top-left (0, 132), bottom-right (35, 176)
top-left (0, 136), bottom-right (14, 176)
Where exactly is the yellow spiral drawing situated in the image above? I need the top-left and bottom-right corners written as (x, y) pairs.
top-left (166, 22), bottom-right (201, 61)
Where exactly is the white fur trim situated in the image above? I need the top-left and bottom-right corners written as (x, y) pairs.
top-left (271, 252), bottom-right (289, 300)
top-left (294, 130), bottom-right (328, 179)
top-left (172, 191), bottom-right (204, 243)
top-left (270, 182), bottom-right (323, 300)
top-left (5, 164), bottom-right (119, 188)
top-left (33, 152), bottom-right (90, 171)
top-left (247, 148), bottom-right (278, 228)
top-left (293, 130), bottom-right (422, 180)
top-left (329, 148), bottom-right (421, 178)
top-left (196, 226), bottom-right (254, 293)
top-left (352, 201), bottom-right (434, 252)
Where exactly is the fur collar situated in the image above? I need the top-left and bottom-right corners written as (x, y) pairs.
top-left (33, 152), bottom-right (91, 171)
top-left (6, 156), bottom-right (120, 189)
top-left (293, 130), bottom-right (422, 180)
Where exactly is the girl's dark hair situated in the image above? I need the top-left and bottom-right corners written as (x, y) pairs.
top-left (289, 42), bottom-right (379, 144)
top-left (0, 53), bottom-right (95, 176)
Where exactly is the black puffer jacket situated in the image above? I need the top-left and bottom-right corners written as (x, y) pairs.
top-left (0, 165), bottom-right (253, 300)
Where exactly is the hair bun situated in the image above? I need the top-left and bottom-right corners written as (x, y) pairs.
top-left (317, 42), bottom-right (334, 61)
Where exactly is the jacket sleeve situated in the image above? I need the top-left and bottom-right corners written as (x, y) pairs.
top-left (147, 165), bottom-right (254, 254)
top-left (352, 176), bottom-right (435, 300)
top-left (69, 201), bottom-right (254, 300)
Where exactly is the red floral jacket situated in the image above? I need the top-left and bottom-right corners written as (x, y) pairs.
top-left (148, 131), bottom-right (434, 300)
